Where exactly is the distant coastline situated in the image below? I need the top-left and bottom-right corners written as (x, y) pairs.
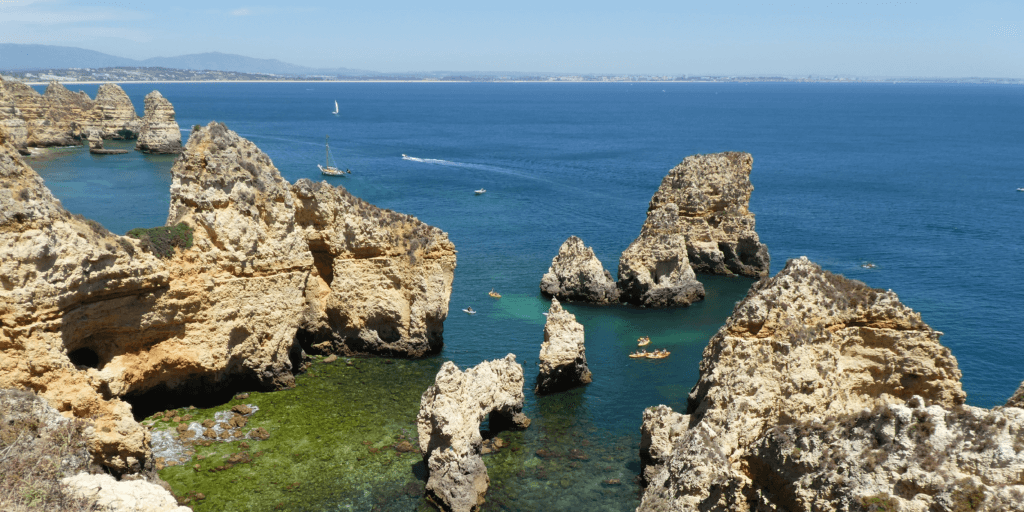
top-left (3, 66), bottom-right (1022, 86)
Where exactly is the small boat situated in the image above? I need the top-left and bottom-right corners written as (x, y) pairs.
top-left (332, 100), bottom-right (339, 115)
top-left (1018, 188), bottom-right (1024, 192)
top-left (628, 351), bottom-right (648, 359)
top-left (646, 350), bottom-right (670, 359)
top-left (474, 189), bottom-right (486, 195)
top-left (488, 289), bottom-right (501, 298)
top-left (861, 262), bottom-right (877, 269)
top-left (637, 336), bottom-right (651, 347)
top-left (318, 135), bottom-right (350, 176)
top-left (463, 307), bottom-right (476, 315)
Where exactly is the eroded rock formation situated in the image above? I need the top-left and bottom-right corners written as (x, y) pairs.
top-left (540, 236), bottom-right (619, 304)
top-left (645, 152), bottom-right (769, 277)
top-left (618, 204), bottom-right (705, 307)
top-left (136, 91), bottom-right (181, 154)
top-left (635, 257), bottom-right (1006, 511)
top-left (536, 298), bottom-right (592, 394)
top-left (417, 355), bottom-right (530, 512)
top-left (0, 77), bottom-right (167, 154)
top-left (0, 121), bottom-right (456, 475)
top-left (1008, 381), bottom-right (1024, 409)
top-left (63, 473), bottom-right (189, 512)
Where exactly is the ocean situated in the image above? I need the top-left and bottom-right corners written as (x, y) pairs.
top-left (26, 81), bottom-right (1024, 511)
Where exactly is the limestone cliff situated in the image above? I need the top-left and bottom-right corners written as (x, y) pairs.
top-left (618, 203), bottom-right (705, 307)
top-left (540, 236), bottom-right (619, 304)
top-left (92, 83), bottom-right (141, 139)
top-left (536, 298), bottom-right (592, 394)
top-left (636, 257), bottom-right (982, 511)
top-left (136, 91), bottom-right (181, 154)
top-left (417, 355), bottom-right (530, 512)
top-left (0, 77), bottom-right (163, 153)
top-left (290, 178), bottom-right (456, 357)
top-left (0, 121), bottom-right (456, 475)
top-left (644, 152), bottom-right (769, 277)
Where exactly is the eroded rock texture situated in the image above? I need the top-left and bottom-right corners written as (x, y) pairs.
top-left (1008, 381), bottom-right (1024, 409)
top-left (136, 91), bottom-right (181, 154)
top-left (646, 152), bottom-right (769, 277)
top-left (540, 236), bottom-right (618, 304)
top-left (290, 178), bottom-right (456, 357)
top-left (0, 121), bottom-right (456, 475)
top-left (618, 204), bottom-right (705, 307)
top-left (417, 355), bottom-right (530, 512)
top-left (536, 298), bottom-right (592, 394)
top-left (636, 257), bottom-right (986, 512)
top-left (0, 77), bottom-right (165, 154)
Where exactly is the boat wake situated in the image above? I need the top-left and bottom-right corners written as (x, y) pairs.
top-left (401, 154), bottom-right (520, 174)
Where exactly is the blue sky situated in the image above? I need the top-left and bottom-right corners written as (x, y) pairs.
top-left (1, 0), bottom-right (1021, 76)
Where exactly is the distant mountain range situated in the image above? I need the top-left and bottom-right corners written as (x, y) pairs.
top-left (0, 44), bottom-right (377, 76)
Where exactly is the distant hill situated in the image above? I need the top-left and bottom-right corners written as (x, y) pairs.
top-left (0, 44), bottom-right (375, 76)
top-left (0, 44), bottom-right (137, 70)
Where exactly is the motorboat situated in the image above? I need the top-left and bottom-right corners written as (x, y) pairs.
top-left (474, 189), bottom-right (486, 195)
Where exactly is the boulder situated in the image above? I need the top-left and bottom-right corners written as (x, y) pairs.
top-left (535, 298), bottom-right (592, 394)
top-left (540, 236), bottom-right (619, 304)
top-left (136, 91), bottom-right (181, 153)
top-left (62, 473), bottom-right (190, 512)
top-left (646, 152), bottom-right (769, 277)
top-left (637, 257), bottom-right (976, 511)
top-left (617, 203), bottom-right (705, 307)
top-left (417, 355), bottom-right (530, 512)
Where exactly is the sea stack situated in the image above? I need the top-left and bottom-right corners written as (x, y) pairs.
top-left (417, 355), bottom-right (531, 512)
top-left (540, 236), bottom-right (619, 304)
top-left (646, 151), bottom-right (769, 277)
top-left (535, 298), bottom-right (592, 394)
top-left (633, 257), bottom-right (1024, 512)
top-left (90, 83), bottom-right (141, 139)
top-left (617, 203), bottom-right (705, 307)
top-left (135, 91), bottom-right (182, 153)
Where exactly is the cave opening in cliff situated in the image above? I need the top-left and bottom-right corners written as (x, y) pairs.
top-left (123, 373), bottom-right (265, 421)
top-left (308, 242), bottom-right (334, 287)
top-left (68, 347), bottom-right (100, 369)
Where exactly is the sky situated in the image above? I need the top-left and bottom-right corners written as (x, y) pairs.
top-left (1, 0), bottom-right (1022, 77)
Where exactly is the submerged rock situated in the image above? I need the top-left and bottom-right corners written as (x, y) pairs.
top-left (535, 298), bottom-right (592, 394)
top-left (636, 257), bottom-right (987, 511)
top-left (0, 121), bottom-right (455, 475)
top-left (647, 152), bottom-right (769, 277)
top-left (136, 91), bottom-right (181, 154)
top-left (417, 354), bottom-right (530, 512)
top-left (617, 203), bottom-right (705, 307)
top-left (540, 236), bottom-right (619, 304)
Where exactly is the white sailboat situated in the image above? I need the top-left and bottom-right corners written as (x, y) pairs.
top-left (332, 100), bottom-right (339, 115)
top-left (318, 135), bottom-right (349, 176)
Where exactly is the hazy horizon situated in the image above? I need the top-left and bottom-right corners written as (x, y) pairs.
top-left (1, 0), bottom-right (1021, 78)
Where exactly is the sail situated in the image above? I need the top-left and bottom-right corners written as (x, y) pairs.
top-left (333, 100), bottom-right (339, 114)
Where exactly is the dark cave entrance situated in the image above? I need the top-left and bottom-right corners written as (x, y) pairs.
top-left (68, 347), bottom-right (100, 369)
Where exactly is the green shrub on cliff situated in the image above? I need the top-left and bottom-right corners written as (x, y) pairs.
top-left (126, 222), bottom-right (194, 258)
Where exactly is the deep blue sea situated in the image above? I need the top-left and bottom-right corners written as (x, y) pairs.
top-left (26, 82), bottom-right (1024, 510)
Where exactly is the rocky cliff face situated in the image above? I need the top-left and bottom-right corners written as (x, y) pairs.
top-left (136, 91), bottom-right (181, 154)
top-left (92, 83), bottom-right (141, 139)
top-left (1008, 381), bottom-right (1024, 409)
top-left (636, 257), bottom-right (995, 511)
top-left (618, 204), bottom-right (705, 307)
top-left (0, 121), bottom-right (456, 475)
top-left (644, 152), bottom-right (769, 277)
top-left (290, 178), bottom-right (456, 357)
top-left (540, 236), bottom-right (619, 304)
top-left (417, 355), bottom-right (530, 512)
top-left (0, 78), bottom-right (165, 153)
top-left (536, 298), bottom-right (592, 394)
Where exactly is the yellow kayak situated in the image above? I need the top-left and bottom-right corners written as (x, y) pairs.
top-left (488, 289), bottom-right (501, 298)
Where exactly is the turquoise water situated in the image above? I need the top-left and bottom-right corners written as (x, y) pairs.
top-left (25, 82), bottom-right (1024, 510)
